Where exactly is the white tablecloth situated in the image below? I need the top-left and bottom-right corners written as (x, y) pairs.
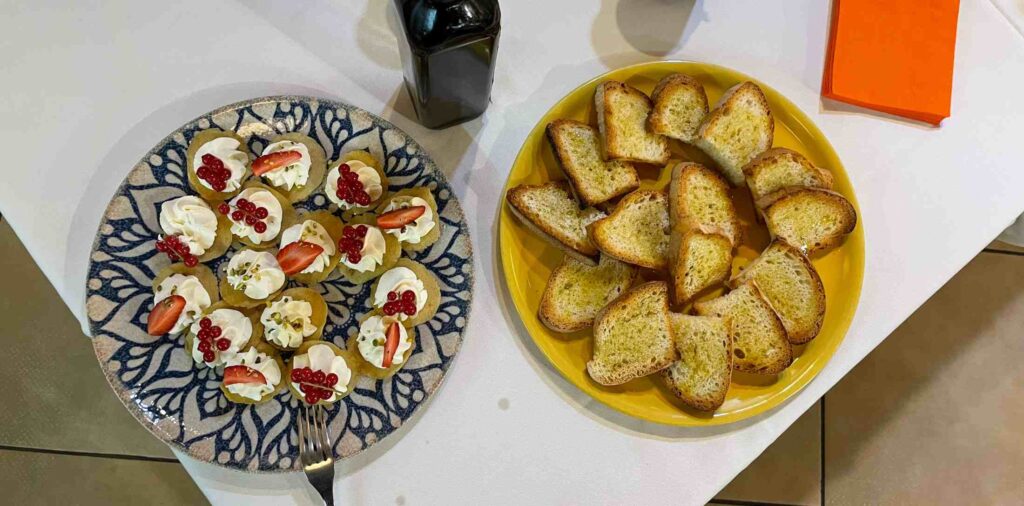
top-left (3, 1), bottom-right (1024, 504)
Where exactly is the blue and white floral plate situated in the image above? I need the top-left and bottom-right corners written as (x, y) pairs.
top-left (86, 96), bottom-right (473, 472)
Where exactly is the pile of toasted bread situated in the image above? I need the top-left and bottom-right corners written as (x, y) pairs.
top-left (506, 74), bottom-right (857, 412)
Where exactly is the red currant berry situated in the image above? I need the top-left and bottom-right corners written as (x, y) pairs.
top-left (216, 338), bottom-right (230, 351)
top-left (253, 222), bottom-right (267, 234)
top-left (203, 350), bottom-right (216, 362)
top-left (343, 171), bottom-right (359, 182)
top-left (209, 326), bottom-right (222, 338)
top-left (199, 317), bottom-right (212, 329)
top-left (166, 251), bottom-right (180, 262)
top-left (183, 255), bottom-right (199, 267)
top-left (217, 168), bottom-right (231, 180)
top-left (404, 304), bottom-right (417, 316)
top-left (231, 210), bottom-right (245, 222)
top-left (236, 198), bottom-right (249, 208)
top-left (196, 166), bottom-right (211, 179)
top-left (198, 340), bottom-right (211, 352)
top-left (290, 369), bottom-right (302, 383)
top-left (338, 189), bottom-right (353, 202)
top-left (350, 253), bottom-right (363, 264)
top-left (244, 214), bottom-right (257, 226)
top-left (155, 241), bottom-right (168, 253)
top-left (383, 304), bottom-right (397, 316)
top-left (197, 329), bottom-right (210, 340)
top-left (339, 163), bottom-right (350, 173)
top-left (299, 383), bottom-right (309, 394)
top-left (212, 180), bottom-right (227, 192)
top-left (356, 192), bottom-right (371, 206)
top-left (387, 291), bottom-right (398, 301)
top-left (201, 154), bottom-right (216, 166)
top-left (325, 373), bottom-right (338, 387)
top-left (305, 392), bottom-right (317, 405)
top-left (402, 290), bottom-right (415, 302)
top-left (217, 203), bottom-right (231, 215)
top-left (254, 207), bottom-right (268, 219)
top-left (312, 370), bottom-right (326, 385)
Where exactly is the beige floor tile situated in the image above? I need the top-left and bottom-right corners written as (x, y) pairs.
top-left (0, 449), bottom-right (207, 505)
top-left (988, 239), bottom-right (1024, 254)
top-left (715, 401), bottom-right (821, 505)
top-left (825, 252), bottom-right (1024, 505)
top-left (0, 220), bottom-right (173, 458)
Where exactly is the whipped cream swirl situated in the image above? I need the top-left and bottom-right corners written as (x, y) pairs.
top-left (260, 296), bottom-right (317, 349)
top-left (226, 250), bottom-right (285, 300)
top-left (279, 220), bottom-right (335, 274)
top-left (381, 196), bottom-right (436, 244)
top-left (193, 137), bottom-right (248, 192)
top-left (159, 196), bottom-right (218, 256)
top-left (372, 267), bottom-right (429, 322)
top-left (357, 315), bottom-right (412, 369)
top-left (188, 308), bottom-right (253, 367)
top-left (290, 344), bottom-right (352, 402)
top-left (260, 140), bottom-right (311, 191)
top-left (222, 347), bottom-right (281, 401)
top-left (325, 160), bottom-right (383, 210)
top-left (153, 273), bottom-right (211, 334)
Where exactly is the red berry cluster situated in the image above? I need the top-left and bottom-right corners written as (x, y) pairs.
top-left (290, 367), bottom-right (340, 404)
top-left (218, 198), bottom-right (269, 234)
top-left (338, 225), bottom-right (368, 264)
top-left (196, 154), bottom-right (231, 192)
top-left (335, 163), bottom-right (372, 206)
top-left (196, 317), bottom-right (230, 363)
top-left (383, 290), bottom-right (417, 317)
top-left (155, 234), bottom-right (199, 267)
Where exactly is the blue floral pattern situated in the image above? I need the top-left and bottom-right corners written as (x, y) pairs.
top-left (87, 97), bottom-right (473, 472)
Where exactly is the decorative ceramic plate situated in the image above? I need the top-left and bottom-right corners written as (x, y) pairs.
top-left (499, 61), bottom-right (864, 426)
top-left (87, 96), bottom-right (473, 471)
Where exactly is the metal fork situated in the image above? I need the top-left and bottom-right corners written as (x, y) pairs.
top-left (299, 404), bottom-right (336, 506)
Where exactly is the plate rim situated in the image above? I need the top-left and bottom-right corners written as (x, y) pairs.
top-left (86, 94), bottom-right (475, 472)
top-left (498, 60), bottom-right (864, 427)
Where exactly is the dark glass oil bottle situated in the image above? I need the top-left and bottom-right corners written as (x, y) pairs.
top-left (393, 0), bottom-right (500, 129)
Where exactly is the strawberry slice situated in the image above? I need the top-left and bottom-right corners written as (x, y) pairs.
top-left (276, 241), bottom-right (325, 275)
top-left (147, 295), bottom-right (186, 336)
top-left (382, 321), bottom-right (401, 368)
top-left (252, 151), bottom-right (302, 176)
top-left (223, 365), bottom-right (268, 386)
top-left (376, 206), bottom-right (426, 230)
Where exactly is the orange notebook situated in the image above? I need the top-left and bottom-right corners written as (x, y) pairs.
top-left (822, 0), bottom-right (961, 125)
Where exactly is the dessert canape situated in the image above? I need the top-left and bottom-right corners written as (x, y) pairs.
top-left (286, 341), bottom-right (359, 405)
top-left (220, 249), bottom-right (286, 308)
top-left (252, 133), bottom-right (327, 203)
top-left (277, 211), bottom-right (344, 285)
top-left (260, 287), bottom-right (327, 351)
top-left (334, 214), bottom-right (401, 285)
top-left (186, 129), bottom-right (250, 200)
top-left (375, 187), bottom-right (440, 253)
top-left (184, 302), bottom-right (261, 368)
top-left (369, 258), bottom-right (441, 328)
top-left (220, 343), bottom-right (285, 405)
top-left (349, 311), bottom-right (416, 379)
top-left (157, 195), bottom-right (232, 264)
top-left (148, 263), bottom-right (219, 336)
top-left (217, 181), bottom-right (296, 249)
top-left (325, 150), bottom-right (389, 217)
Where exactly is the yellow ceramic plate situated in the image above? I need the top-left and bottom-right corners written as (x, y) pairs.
top-left (499, 61), bottom-right (864, 426)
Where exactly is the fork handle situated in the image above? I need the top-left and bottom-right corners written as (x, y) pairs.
top-left (318, 484), bottom-right (334, 506)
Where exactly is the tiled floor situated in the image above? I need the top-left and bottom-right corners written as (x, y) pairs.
top-left (1, 215), bottom-right (1022, 505)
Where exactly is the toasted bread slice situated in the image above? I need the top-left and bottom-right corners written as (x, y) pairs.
top-left (539, 254), bottom-right (639, 333)
top-left (506, 182), bottom-right (605, 265)
top-left (731, 240), bottom-right (825, 344)
top-left (762, 188), bottom-right (856, 254)
top-left (588, 190), bottom-right (670, 270)
top-left (695, 82), bottom-right (774, 186)
top-left (546, 120), bottom-right (640, 207)
top-left (587, 282), bottom-right (678, 385)
top-left (668, 162), bottom-right (741, 245)
top-left (694, 283), bottom-right (792, 374)
top-left (663, 314), bottom-right (733, 411)
top-left (648, 74), bottom-right (710, 143)
top-left (743, 148), bottom-right (834, 204)
top-left (595, 81), bottom-right (670, 165)
top-left (669, 231), bottom-right (733, 307)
